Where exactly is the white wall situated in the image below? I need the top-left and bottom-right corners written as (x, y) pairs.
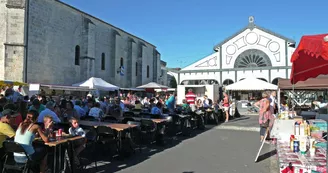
top-left (236, 70), bottom-right (269, 81)
top-left (270, 69), bottom-right (287, 82)
top-left (182, 52), bottom-right (219, 70)
top-left (222, 71), bottom-right (236, 83)
top-left (179, 72), bottom-right (220, 84)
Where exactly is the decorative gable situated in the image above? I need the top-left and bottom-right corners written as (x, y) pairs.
top-left (181, 52), bottom-right (219, 71)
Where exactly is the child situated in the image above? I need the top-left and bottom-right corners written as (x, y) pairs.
top-left (43, 115), bottom-right (54, 138)
top-left (68, 117), bottom-right (86, 167)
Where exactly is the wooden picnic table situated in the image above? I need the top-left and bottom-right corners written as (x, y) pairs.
top-left (79, 120), bottom-right (136, 131)
top-left (35, 135), bottom-right (84, 173)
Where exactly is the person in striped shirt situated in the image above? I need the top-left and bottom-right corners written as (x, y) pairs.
top-left (185, 89), bottom-right (196, 111)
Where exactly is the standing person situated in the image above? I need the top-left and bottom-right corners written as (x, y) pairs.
top-left (269, 91), bottom-right (277, 114)
top-left (222, 93), bottom-right (230, 122)
top-left (165, 93), bottom-right (176, 114)
top-left (258, 99), bottom-right (274, 143)
top-left (185, 89), bottom-right (196, 110)
top-left (254, 92), bottom-right (270, 142)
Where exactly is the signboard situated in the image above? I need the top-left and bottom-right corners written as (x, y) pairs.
top-left (29, 83), bottom-right (40, 96)
top-left (270, 119), bottom-right (295, 141)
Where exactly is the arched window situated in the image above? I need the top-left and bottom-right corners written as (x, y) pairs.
top-left (120, 57), bottom-right (124, 67)
top-left (101, 53), bottom-right (105, 70)
top-left (135, 62), bottom-right (138, 76)
top-left (147, 65), bottom-right (149, 78)
top-left (75, 45), bottom-right (80, 65)
top-left (234, 49), bottom-right (272, 68)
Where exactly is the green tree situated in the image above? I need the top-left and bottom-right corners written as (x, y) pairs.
top-left (170, 77), bottom-right (177, 88)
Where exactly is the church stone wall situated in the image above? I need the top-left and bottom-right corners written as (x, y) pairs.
top-left (0, 0), bottom-right (160, 87)
top-left (0, 0), bottom-right (26, 82)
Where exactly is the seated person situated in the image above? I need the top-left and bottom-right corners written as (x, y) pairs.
top-left (68, 117), bottom-right (86, 167)
top-left (3, 104), bottom-right (22, 129)
top-left (134, 100), bottom-right (142, 110)
top-left (151, 102), bottom-right (163, 115)
top-left (181, 99), bottom-right (191, 113)
top-left (0, 109), bottom-right (17, 160)
top-left (14, 110), bottom-right (49, 173)
top-left (88, 102), bottom-right (104, 120)
top-left (213, 101), bottom-right (219, 113)
top-left (42, 115), bottom-right (54, 138)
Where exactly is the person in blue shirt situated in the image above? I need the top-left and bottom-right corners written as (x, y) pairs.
top-left (151, 102), bottom-right (163, 115)
top-left (165, 93), bottom-right (176, 113)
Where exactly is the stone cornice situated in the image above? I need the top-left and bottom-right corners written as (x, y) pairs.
top-left (176, 66), bottom-right (291, 73)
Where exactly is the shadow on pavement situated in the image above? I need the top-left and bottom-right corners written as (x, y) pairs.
top-left (227, 116), bottom-right (250, 122)
top-left (256, 149), bottom-right (277, 162)
top-left (85, 126), bottom-right (215, 173)
top-left (182, 171), bottom-right (194, 173)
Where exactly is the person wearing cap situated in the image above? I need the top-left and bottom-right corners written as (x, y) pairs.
top-left (3, 103), bottom-right (23, 128)
top-left (0, 109), bottom-right (17, 158)
top-left (37, 101), bottom-right (61, 123)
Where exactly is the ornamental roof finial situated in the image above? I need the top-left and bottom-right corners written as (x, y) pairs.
top-left (249, 16), bottom-right (254, 24)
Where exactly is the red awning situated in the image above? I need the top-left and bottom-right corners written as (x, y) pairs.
top-left (290, 34), bottom-right (328, 84)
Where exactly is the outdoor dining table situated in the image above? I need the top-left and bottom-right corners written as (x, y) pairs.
top-left (78, 120), bottom-right (137, 156)
top-left (35, 135), bottom-right (84, 173)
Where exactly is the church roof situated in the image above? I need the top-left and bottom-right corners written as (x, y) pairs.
top-left (213, 16), bottom-right (296, 51)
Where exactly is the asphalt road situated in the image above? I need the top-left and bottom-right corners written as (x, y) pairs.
top-left (87, 115), bottom-right (278, 173)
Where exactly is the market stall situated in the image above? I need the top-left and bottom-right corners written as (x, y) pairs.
top-left (273, 33), bottom-right (328, 173)
top-left (72, 77), bottom-right (119, 91)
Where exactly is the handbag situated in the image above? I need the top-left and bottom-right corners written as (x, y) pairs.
top-left (260, 112), bottom-right (270, 127)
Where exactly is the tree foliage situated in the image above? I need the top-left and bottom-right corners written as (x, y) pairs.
top-left (169, 77), bottom-right (177, 88)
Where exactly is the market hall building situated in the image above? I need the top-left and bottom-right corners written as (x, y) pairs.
top-left (0, 0), bottom-right (162, 88)
top-left (171, 16), bottom-right (296, 88)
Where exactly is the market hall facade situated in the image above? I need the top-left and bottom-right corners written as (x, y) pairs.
top-left (172, 16), bottom-right (296, 87)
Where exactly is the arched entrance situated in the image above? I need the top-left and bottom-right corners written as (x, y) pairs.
top-left (271, 78), bottom-right (281, 85)
top-left (180, 79), bottom-right (219, 85)
top-left (223, 79), bottom-right (234, 86)
top-left (257, 78), bottom-right (268, 82)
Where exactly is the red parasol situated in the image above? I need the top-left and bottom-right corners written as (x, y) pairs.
top-left (290, 34), bottom-right (328, 84)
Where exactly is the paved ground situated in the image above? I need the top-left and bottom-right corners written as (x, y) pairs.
top-left (87, 115), bottom-right (278, 173)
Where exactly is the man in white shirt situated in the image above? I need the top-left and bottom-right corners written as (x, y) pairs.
top-left (313, 95), bottom-right (327, 109)
top-left (37, 101), bottom-right (61, 123)
top-left (269, 91), bottom-right (277, 114)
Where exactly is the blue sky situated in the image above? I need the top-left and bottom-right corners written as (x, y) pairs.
top-left (61, 0), bottom-right (327, 68)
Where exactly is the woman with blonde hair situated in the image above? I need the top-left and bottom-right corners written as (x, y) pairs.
top-left (254, 91), bottom-right (273, 143)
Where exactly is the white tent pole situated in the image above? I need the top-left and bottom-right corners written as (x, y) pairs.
top-left (277, 88), bottom-right (281, 113)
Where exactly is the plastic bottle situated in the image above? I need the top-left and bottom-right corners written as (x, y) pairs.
top-left (299, 136), bottom-right (307, 154)
top-left (295, 122), bottom-right (300, 136)
top-left (290, 135), bottom-right (295, 151)
top-left (300, 122), bottom-right (305, 136)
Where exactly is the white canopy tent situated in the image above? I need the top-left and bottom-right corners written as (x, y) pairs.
top-left (225, 77), bottom-right (278, 91)
top-left (72, 77), bottom-right (119, 91)
top-left (136, 82), bottom-right (169, 89)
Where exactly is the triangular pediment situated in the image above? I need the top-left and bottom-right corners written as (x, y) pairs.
top-left (213, 16), bottom-right (295, 51)
top-left (181, 53), bottom-right (218, 71)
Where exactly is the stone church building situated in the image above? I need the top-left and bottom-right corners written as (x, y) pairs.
top-left (0, 0), bottom-right (161, 88)
top-left (172, 16), bottom-right (296, 87)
